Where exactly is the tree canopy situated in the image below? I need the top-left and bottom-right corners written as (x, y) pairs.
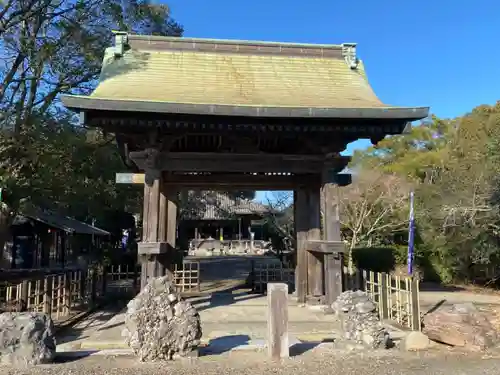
top-left (0, 0), bottom-right (183, 251)
top-left (0, 1), bottom-right (255, 259)
top-left (344, 102), bottom-right (500, 283)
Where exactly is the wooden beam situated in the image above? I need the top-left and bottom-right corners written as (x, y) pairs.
top-left (306, 187), bottom-right (323, 298)
top-left (294, 188), bottom-right (309, 304)
top-left (140, 173), bottom-right (162, 289)
top-left (115, 172), bottom-right (320, 189)
top-left (129, 151), bottom-right (350, 174)
top-left (321, 169), bottom-right (344, 306)
top-left (139, 171), bottom-right (178, 289)
top-left (137, 242), bottom-right (169, 255)
top-left (159, 175), bottom-right (177, 256)
top-left (306, 240), bottom-right (345, 254)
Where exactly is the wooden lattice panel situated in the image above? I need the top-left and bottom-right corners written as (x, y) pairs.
top-left (253, 261), bottom-right (295, 294)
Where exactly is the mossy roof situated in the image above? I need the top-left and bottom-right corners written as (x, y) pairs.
top-left (62, 35), bottom-right (429, 119)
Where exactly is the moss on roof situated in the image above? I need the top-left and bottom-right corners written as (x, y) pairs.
top-left (89, 42), bottom-right (383, 109)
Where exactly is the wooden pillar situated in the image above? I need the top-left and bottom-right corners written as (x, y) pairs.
top-left (293, 192), bottom-right (299, 296)
top-left (294, 188), bottom-right (309, 304)
top-left (159, 175), bottom-right (178, 272)
top-left (321, 169), bottom-right (344, 305)
top-left (139, 171), bottom-right (178, 290)
top-left (307, 186), bottom-right (323, 298)
top-left (295, 185), bottom-right (322, 303)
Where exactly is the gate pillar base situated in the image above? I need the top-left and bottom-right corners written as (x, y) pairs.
top-left (138, 242), bottom-right (175, 290)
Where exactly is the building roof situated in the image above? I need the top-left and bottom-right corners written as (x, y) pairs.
top-left (181, 191), bottom-right (273, 220)
top-left (17, 209), bottom-right (110, 236)
top-left (62, 33), bottom-right (429, 120)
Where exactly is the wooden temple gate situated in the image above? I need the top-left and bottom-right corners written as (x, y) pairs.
top-left (62, 32), bottom-right (429, 305)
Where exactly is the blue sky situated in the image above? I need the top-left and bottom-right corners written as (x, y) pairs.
top-left (164, 0), bottom-right (500, 202)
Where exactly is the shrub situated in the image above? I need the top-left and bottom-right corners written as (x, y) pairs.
top-left (351, 247), bottom-right (396, 273)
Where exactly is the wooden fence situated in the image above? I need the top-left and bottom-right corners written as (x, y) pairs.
top-left (344, 267), bottom-right (421, 331)
top-left (105, 261), bottom-right (201, 295)
top-left (0, 261), bottom-right (202, 325)
top-left (252, 260), bottom-right (295, 294)
top-left (0, 266), bottom-right (105, 323)
top-left (249, 262), bottom-right (420, 331)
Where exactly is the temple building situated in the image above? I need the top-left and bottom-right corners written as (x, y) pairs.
top-left (62, 33), bottom-right (429, 304)
top-left (179, 191), bottom-right (272, 242)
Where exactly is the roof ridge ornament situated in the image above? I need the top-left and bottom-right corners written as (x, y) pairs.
top-left (111, 30), bottom-right (128, 57)
top-left (342, 43), bottom-right (359, 69)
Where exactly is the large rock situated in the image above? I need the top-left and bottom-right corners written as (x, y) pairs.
top-left (332, 290), bottom-right (391, 349)
top-left (401, 331), bottom-right (431, 351)
top-left (123, 275), bottom-right (202, 361)
top-left (422, 303), bottom-right (498, 351)
top-left (0, 312), bottom-right (56, 366)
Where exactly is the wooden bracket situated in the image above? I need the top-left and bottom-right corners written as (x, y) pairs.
top-left (137, 242), bottom-right (170, 255)
top-left (306, 240), bottom-right (345, 254)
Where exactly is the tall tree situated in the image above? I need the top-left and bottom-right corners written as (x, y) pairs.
top-left (339, 170), bottom-right (410, 271)
top-left (0, 0), bottom-right (183, 258)
top-left (349, 103), bottom-right (500, 282)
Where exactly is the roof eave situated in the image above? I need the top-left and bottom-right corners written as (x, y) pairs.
top-left (61, 95), bottom-right (430, 121)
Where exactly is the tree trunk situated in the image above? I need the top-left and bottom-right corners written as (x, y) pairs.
top-left (347, 233), bottom-right (358, 275)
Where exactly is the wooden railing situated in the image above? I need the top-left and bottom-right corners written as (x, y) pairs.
top-left (105, 261), bottom-right (201, 295)
top-left (0, 266), bottom-right (105, 323)
top-left (173, 261), bottom-right (201, 293)
top-left (0, 261), bottom-right (202, 324)
top-left (344, 267), bottom-right (421, 331)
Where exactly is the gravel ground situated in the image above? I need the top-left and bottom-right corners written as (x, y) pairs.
top-left (4, 346), bottom-right (500, 375)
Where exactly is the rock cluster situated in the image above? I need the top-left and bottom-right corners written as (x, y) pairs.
top-left (423, 302), bottom-right (498, 351)
top-left (332, 290), bottom-right (391, 349)
top-left (123, 275), bottom-right (202, 361)
top-left (0, 312), bottom-right (56, 366)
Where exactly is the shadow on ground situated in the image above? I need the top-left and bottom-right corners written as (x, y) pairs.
top-left (191, 286), bottom-right (265, 312)
top-left (419, 282), bottom-right (466, 292)
top-left (201, 335), bottom-right (251, 355)
top-left (56, 301), bottom-right (128, 345)
top-left (54, 351), bottom-right (97, 364)
top-left (200, 335), bottom-right (326, 357)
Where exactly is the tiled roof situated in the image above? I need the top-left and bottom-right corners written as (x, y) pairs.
top-left (181, 191), bottom-right (271, 220)
top-left (18, 209), bottom-right (110, 236)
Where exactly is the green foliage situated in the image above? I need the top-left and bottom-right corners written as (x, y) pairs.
top-left (348, 101), bottom-right (500, 284)
top-left (0, 0), bottom-right (184, 254)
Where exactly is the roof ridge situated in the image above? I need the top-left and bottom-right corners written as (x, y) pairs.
top-left (109, 32), bottom-right (350, 59)
top-left (126, 33), bottom-right (346, 50)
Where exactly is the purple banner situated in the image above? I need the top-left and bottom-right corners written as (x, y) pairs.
top-left (407, 191), bottom-right (415, 275)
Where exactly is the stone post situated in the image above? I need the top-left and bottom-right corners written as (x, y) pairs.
top-left (267, 282), bottom-right (289, 359)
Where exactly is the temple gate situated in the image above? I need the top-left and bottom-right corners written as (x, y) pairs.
top-left (63, 32), bottom-right (428, 305)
